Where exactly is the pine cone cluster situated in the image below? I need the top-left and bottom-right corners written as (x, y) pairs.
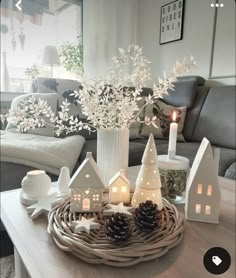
top-left (105, 213), bottom-right (130, 242)
top-left (134, 200), bottom-right (162, 232)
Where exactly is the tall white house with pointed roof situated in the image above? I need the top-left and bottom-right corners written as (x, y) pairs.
top-left (131, 134), bottom-right (163, 210)
top-left (109, 169), bottom-right (130, 204)
top-left (185, 138), bottom-right (221, 224)
top-left (69, 152), bottom-right (105, 213)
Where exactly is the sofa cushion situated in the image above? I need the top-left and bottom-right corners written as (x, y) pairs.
top-left (162, 76), bottom-right (205, 109)
top-left (183, 86), bottom-right (210, 141)
top-left (31, 77), bottom-right (86, 119)
top-left (140, 100), bottom-right (187, 141)
top-left (6, 93), bottom-right (58, 137)
top-left (192, 86), bottom-right (236, 149)
top-left (225, 162), bottom-right (236, 180)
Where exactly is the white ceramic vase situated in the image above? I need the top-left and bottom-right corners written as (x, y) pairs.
top-left (97, 128), bottom-right (129, 187)
top-left (1, 52), bottom-right (10, 91)
top-left (57, 166), bottom-right (70, 195)
top-left (21, 170), bottom-right (51, 198)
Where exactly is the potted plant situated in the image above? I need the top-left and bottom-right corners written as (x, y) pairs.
top-left (59, 36), bottom-right (83, 76)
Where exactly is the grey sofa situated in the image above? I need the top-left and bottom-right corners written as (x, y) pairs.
top-left (0, 76), bottom-right (235, 257)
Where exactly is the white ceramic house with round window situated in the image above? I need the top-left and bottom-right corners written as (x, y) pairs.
top-left (69, 152), bottom-right (105, 213)
top-left (185, 138), bottom-right (221, 224)
top-left (109, 169), bottom-right (130, 204)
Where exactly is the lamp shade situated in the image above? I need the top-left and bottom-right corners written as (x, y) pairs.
top-left (42, 46), bottom-right (61, 66)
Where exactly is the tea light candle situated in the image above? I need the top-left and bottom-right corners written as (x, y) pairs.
top-left (168, 111), bottom-right (178, 159)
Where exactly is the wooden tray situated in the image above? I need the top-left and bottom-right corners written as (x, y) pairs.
top-left (47, 198), bottom-right (184, 267)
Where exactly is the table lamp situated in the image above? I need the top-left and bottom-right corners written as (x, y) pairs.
top-left (42, 46), bottom-right (61, 77)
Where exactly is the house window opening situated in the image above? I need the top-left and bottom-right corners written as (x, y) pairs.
top-left (121, 187), bottom-right (126, 192)
top-left (93, 194), bottom-right (99, 201)
top-left (195, 204), bottom-right (201, 213)
top-left (207, 185), bottom-right (212, 196)
top-left (205, 205), bottom-right (211, 214)
top-left (197, 184), bottom-right (202, 194)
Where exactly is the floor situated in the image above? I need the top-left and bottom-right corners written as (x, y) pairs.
top-left (0, 255), bottom-right (14, 278)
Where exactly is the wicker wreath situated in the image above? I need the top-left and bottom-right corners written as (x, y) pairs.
top-left (47, 198), bottom-right (184, 267)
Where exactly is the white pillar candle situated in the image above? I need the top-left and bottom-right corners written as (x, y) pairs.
top-left (168, 111), bottom-right (178, 159)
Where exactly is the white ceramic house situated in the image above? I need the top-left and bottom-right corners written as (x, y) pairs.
top-left (185, 138), bottom-right (221, 224)
top-left (109, 169), bottom-right (130, 204)
top-left (131, 134), bottom-right (163, 210)
top-left (69, 152), bottom-right (105, 213)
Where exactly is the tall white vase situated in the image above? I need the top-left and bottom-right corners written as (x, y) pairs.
top-left (97, 128), bottom-right (129, 187)
top-left (1, 52), bottom-right (10, 91)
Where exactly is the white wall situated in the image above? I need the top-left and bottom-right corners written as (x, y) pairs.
top-left (83, 0), bottom-right (235, 85)
top-left (83, 0), bottom-right (138, 78)
top-left (137, 0), bottom-right (235, 86)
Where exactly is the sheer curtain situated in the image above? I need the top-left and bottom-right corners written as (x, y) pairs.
top-left (83, 0), bottom-right (138, 78)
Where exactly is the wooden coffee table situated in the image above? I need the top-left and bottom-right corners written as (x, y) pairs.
top-left (1, 166), bottom-right (235, 278)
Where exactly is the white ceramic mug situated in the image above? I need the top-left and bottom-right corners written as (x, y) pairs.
top-left (21, 170), bottom-right (51, 198)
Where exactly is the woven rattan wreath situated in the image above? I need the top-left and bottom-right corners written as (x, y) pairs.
top-left (48, 198), bottom-right (184, 267)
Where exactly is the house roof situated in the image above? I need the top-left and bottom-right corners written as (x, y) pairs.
top-left (69, 152), bottom-right (105, 189)
top-left (109, 169), bottom-right (130, 186)
top-left (186, 138), bottom-right (220, 192)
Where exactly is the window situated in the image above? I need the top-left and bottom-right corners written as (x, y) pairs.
top-left (195, 204), bottom-right (201, 213)
top-left (93, 194), bottom-right (99, 201)
top-left (197, 184), bottom-right (202, 194)
top-left (112, 187), bottom-right (117, 193)
top-left (121, 186), bottom-right (126, 192)
top-left (205, 205), bottom-right (211, 215)
top-left (207, 185), bottom-right (212, 196)
top-left (0, 0), bottom-right (83, 93)
top-left (73, 194), bottom-right (81, 201)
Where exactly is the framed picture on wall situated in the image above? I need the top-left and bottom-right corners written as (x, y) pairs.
top-left (159, 0), bottom-right (185, 45)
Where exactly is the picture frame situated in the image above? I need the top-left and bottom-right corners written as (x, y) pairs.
top-left (159, 0), bottom-right (185, 45)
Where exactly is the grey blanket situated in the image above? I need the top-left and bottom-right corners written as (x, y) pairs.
top-left (0, 131), bottom-right (85, 175)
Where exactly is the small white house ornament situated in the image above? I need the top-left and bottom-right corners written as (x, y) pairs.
top-left (69, 152), bottom-right (105, 213)
top-left (185, 138), bottom-right (221, 224)
top-left (131, 134), bottom-right (163, 209)
top-left (109, 169), bottom-right (130, 204)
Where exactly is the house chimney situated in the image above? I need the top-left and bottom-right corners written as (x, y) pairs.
top-left (213, 148), bottom-right (220, 175)
top-left (86, 152), bottom-right (93, 159)
top-left (120, 169), bottom-right (126, 176)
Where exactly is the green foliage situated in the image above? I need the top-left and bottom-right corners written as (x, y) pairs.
top-left (59, 37), bottom-right (83, 74)
top-left (25, 64), bottom-right (40, 80)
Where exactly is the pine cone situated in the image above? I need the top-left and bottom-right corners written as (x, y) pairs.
top-left (134, 200), bottom-right (162, 232)
top-left (105, 213), bottom-right (130, 242)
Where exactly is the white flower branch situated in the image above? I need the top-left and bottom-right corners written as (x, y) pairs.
top-left (1, 45), bottom-right (196, 136)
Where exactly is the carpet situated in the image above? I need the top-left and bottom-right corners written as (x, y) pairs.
top-left (0, 255), bottom-right (14, 278)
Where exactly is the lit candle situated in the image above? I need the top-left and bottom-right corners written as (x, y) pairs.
top-left (168, 111), bottom-right (178, 159)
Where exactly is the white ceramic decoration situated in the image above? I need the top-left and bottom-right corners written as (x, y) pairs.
top-left (57, 166), bottom-right (70, 196)
top-left (103, 202), bottom-right (133, 217)
top-left (185, 138), bottom-right (221, 224)
top-left (109, 169), bottom-right (130, 204)
top-left (131, 134), bottom-right (163, 209)
top-left (97, 128), bottom-right (129, 186)
top-left (26, 193), bottom-right (63, 220)
top-left (21, 170), bottom-right (51, 198)
top-left (69, 152), bottom-right (105, 213)
top-left (72, 217), bottom-right (100, 234)
top-left (1, 52), bottom-right (10, 91)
